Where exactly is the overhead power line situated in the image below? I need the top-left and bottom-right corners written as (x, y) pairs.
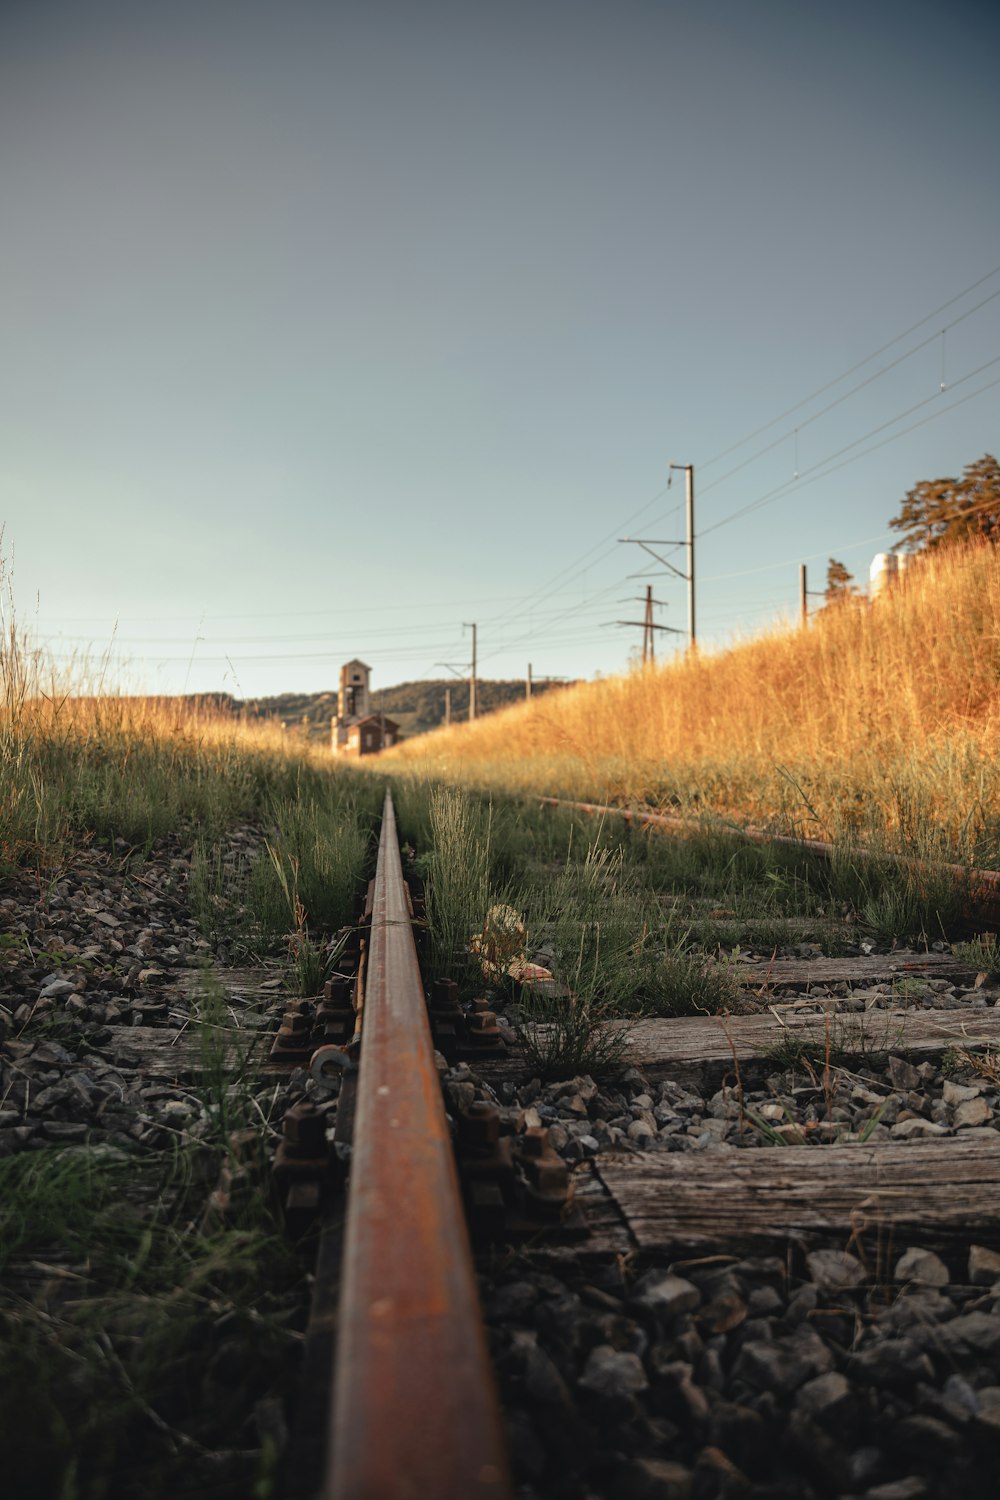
top-left (698, 286), bottom-right (1000, 501)
top-left (473, 270), bottom-right (1000, 666)
top-left (700, 355), bottom-right (1000, 540)
top-left (700, 260), bottom-right (1000, 472)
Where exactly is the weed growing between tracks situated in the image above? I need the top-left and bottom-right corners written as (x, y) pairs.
top-left (396, 777), bottom-right (986, 1079)
top-left (188, 782), bottom-right (378, 985)
top-left (423, 783), bottom-right (497, 992)
top-left (398, 783), bottom-right (752, 1076)
top-left (761, 1010), bottom-right (906, 1078)
top-left (0, 1094), bottom-right (304, 1499)
top-left (952, 932), bottom-right (1000, 971)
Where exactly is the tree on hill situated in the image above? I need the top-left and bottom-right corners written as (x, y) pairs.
top-left (823, 558), bottom-right (857, 605)
top-left (889, 453), bottom-right (1000, 553)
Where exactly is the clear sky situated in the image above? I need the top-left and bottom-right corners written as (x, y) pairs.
top-left (2, 0), bottom-right (998, 700)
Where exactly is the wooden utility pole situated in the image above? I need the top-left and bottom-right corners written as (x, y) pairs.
top-left (464, 622), bottom-right (477, 721)
top-left (444, 686), bottom-right (451, 726)
top-left (643, 585), bottom-right (655, 663)
top-left (526, 663), bottom-right (533, 699)
top-left (799, 564), bottom-right (823, 623)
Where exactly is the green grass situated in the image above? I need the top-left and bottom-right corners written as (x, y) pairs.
top-left (953, 932), bottom-right (1000, 970)
top-left (422, 784), bottom-right (499, 992)
top-left (763, 1012), bottom-right (906, 1076)
top-left (512, 989), bottom-right (631, 1080)
top-left (0, 992), bottom-right (305, 1500)
top-left (0, 1142), bottom-right (303, 1500)
top-left (188, 787), bottom-right (376, 993)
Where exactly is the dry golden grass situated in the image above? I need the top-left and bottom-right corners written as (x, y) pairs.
top-left (0, 619), bottom-right (356, 866)
top-left (29, 689), bottom-right (302, 758)
top-left (385, 542), bottom-right (1000, 862)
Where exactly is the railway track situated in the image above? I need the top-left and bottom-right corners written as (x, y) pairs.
top-left (283, 792), bottom-right (1000, 1494)
top-left (324, 790), bottom-right (511, 1499)
top-left (8, 787), bottom-right (1000, 1497)
top-left (262, 788), bottom-right (1000, 1500)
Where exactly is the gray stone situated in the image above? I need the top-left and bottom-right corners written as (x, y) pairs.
top-left (578, 1344), bottom-right (649, 1395)
top-left (934, 1310), bottom-right (1000, 1357)
top-left (158, 1098), bottom-right (196, 1120)
top-left (878, 1288), bottom-right (955, 1333)
top-left (968, 1244), bottom-right (1000, 1285)
top-left (745, 1285), bottom-right (782, 1317)
top-left (521, 1340), bottom-right (574, 1411)
top-left (733, 1328), bottom-right (832, 1394)
top-left (865, 1480), bottom-right (927, 1500)
top-left (795, 1370), bottom-right (853, 1423)
top-left (847, 1445), bottom-right (885, 1488)
top-left (659, 1081), bottom-right (704, 1111)
top-left (805, 1249), bottom-right (866, 1290)
top-left (707, 1402), bottom-right (766, 1471)
top-left (889, 1117), bottom-right (948, 1139)
top-left (888, 1055), bottom-right (921, 1090)
top-left (652, 1360), bottom-right (711, 1423)
top-left (621, 1457), bottom-right (694, 1500)
top-left (888, 1413), bottom-right (961, 1464)
top-left (954, 1096), bottom-right (992, 1129)
top-left (943, 1373), bottom-right (981, 1413)
top-left (893, 1247), bottom-right (949, 1286)
top-left (38, 978), bottom-right (74, 1000)
top-left (630, 1271), bottom-right (701, 1320)
top-left (850, 1336), bottom-right (935, 1387)
top-left (943, 1080), bottom-right (981, 1105)
top-left (785, 1284), bottom-right (819, 1323)
top-left (40, 1121), bottom-right (88, 1141)
top-left (31, 1083), bottom-right (74, 1111)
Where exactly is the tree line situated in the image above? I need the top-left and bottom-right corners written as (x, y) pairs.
top-left (824, 452), bottom-right (1000, 602)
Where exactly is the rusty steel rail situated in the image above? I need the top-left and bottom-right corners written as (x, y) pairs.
top-left (326, 790), bottom-right (512, 1500)
top-left (539, 796), bottom-right (1000, 927)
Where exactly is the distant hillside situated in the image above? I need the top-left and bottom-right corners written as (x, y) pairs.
top-left (370, 678), bottom-right (569, 738)
top-left (207, 677), bottom-right (571, 742)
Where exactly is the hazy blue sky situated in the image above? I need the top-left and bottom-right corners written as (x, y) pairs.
top-left (2, 0), bottom-right (998, 698)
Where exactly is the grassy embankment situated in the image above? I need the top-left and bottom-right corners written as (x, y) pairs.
top-left (0, 628), bottom-right (382, 1498)
top-left (0, 638), bottom-right (382, 934)
top-left (384, 541), bottom-right (1000, 868)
